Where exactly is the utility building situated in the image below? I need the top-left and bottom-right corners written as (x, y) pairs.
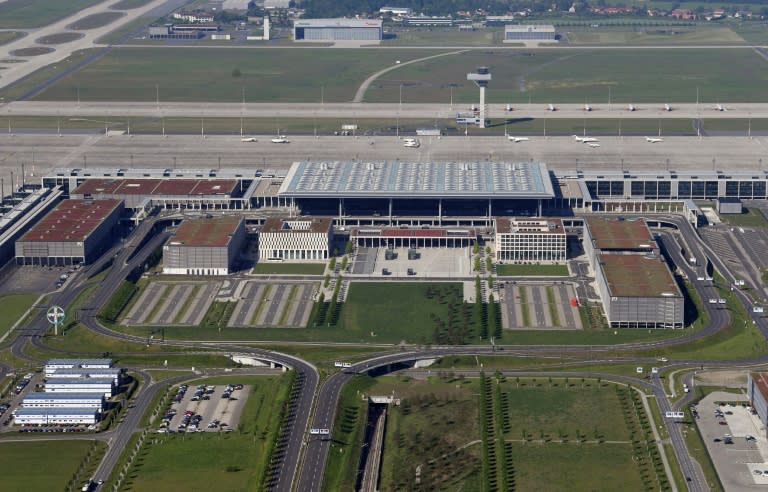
top-left (495, 217), bottom-right (566, 262)
top-left (258, 217), bottom-right (333, 261)
top-left (14, 199), bottom-right (123, 266)
top-left (163, 216), bottom-right (246, 275)
top-left (293, 19), bottom-right (382, 42)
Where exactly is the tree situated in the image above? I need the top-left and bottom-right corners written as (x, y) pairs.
top-left (231, 68), bottom-right (242, 78)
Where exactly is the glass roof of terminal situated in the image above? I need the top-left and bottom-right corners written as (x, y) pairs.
top-left (279, 161), bottom-right (555, 198)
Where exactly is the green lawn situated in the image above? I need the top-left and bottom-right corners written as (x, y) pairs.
top-left (563, 25), bottom-right (745, 45)
top-left (0, 0), bottom-right (103, 28)
top-left (718, 207), bottom-right (768, 228)
top-left (0, 441), bottom-right (97, 492)
top-left (0, 293), bottom-right (39, 336)
top-left (496, 264), bottom-right (569, 276)
top-left (365, 48), bottom-right (768, 103)
top-left (126, 374), bottom-right (291, 492)
top-left (252, 262), bottom-right (326, 275)
top-left (28, 47), bottom-right (441, 103)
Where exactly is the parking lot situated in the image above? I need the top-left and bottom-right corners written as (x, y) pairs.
top-left (227, 280), bottom-right (318, 328)
top-left (123, 281), bottom-right (219, 326)
top-left (161, 383), bottom-right (249, 433)
top-left (695, 391), bottom-right (768, 490)
top-left (0, 265), bottom-right (76, 295)
top-left (499, 283), bottom-right (582, 330)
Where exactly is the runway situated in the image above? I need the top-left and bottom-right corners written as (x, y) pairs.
top-left (4, 101), bottom-right (768, 119)
top-left (2, 132), bottom-right (768, 187)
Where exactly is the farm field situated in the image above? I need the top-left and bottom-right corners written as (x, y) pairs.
top-left (29, 47), bottom-right (442, 103)
top-left (329, 375), bottom-right (666, 491)
top-left (122, 375), bottom-right (292, 492)
top-left (366, 49), bottom-right (768, 104)
top-left (0, 0), bottom-right (103, 29)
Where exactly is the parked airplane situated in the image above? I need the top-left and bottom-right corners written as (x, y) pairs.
top-left (715, 103), bottom-right (726, 111)
top-left (403, 138), bottom-right (421, 148)
top-left (271, 136), bottom-right (289, 143)
top-left (628, 104), bottom-right (636, 111)
top-left (664, 104), bottom-right (672, 112)
top-left (587, 143), bottom-right (601, 148)
top-left (508, 136), bottom-right (529, 143)
top-left (573, 135), bottom-right (599, 143)
top-left (505, 104), bottom-right (513, 112)
top-left (547, 104), bottom-right (556, 111)
top-left (583, 103), bottom-right (592, 112)
top-left (645, 137), bottom-right (663, 143)
top-left (240, 137), bottom-right (257, 142)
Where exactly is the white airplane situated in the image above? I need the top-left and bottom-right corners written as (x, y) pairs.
top-left (663, 104), bottom-right (672, 112)
top-left (715, 103), bottom-right (726, 111)
top-left (645, 137), bottom-right (663, 143)
top-left (505, 104), bottom-right (513, 112)
top-left (403, 138), bottom-right (420, 148)
top-left (573, 135), bottom-right (599, 143)
top-left (628, 103), bottom-right (636, 112)
top-left (508, 136), bottom-right (529, 143)
top-left (583, 103), bottom-right (592, 112)
top-left (271, 136), bottom-right (289, 143)
top-left (240, 137), bottom-right (257, 142)
top-left (469, 104), bottom-right (479, 111)
top-left (547, 103), bottom-right (556, 111)
top-left (587, 142), bottom-right (601, 148)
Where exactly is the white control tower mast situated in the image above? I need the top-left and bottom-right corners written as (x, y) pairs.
top-left (467, 66), bottom-right (491, 128)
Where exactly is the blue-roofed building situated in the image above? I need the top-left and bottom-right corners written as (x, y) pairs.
top-left (22, 392), bottom-right (105, 410)
top-left (13, 407), bottom-right (99, 425)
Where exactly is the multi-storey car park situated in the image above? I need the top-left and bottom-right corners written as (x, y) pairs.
top-left (163, 216), bottom-right (246, 275)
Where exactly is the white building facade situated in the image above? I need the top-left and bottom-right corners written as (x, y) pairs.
top-left (495, 218), bottom-right (566, 262)
top-left (22, 393), bottom-right (105, 410)
top-left (258, 218), bottom-right (333, 261)
top-left (13, 408), bottom-right (98, 425)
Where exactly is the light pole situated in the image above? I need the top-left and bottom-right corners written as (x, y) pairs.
top-left (399, 83), bottom-right (403, 111)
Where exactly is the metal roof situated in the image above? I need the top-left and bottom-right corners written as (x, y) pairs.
top-left (280, 161), bottom-right (554, 199)
top-left (14, 407), bottom-right (98, 416)
top-left (18, 201), bottom-right (122, 243)
top-left (46, 378), bottom-right (114, 385)
top-left (46, 359), bottom-right (113, 367)
top-left (23, 392), bottom-right (104, 400)
top-left (294, 18), bottom-right (382, 28)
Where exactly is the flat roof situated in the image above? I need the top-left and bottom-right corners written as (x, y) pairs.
top-left (192, 180), bottom-right (237, 195)
top-left (14, 407), bottom-right (98, 416)
top-left (496, 217), bottom-right (564, 234)
top-left (261, 217), bottom-right (333, 234)
top-left (170, 216), bottom-right (243, 247)
top-left (505, 24), bottom-right (555, 32)
top-left (751, 372), bottom-right (768, 403)
top-left (294, 18), bottom-right (382, 28)
top-left (600, 254), bottom-right (680, 298)
top-left (115, 179), bottom-right (162, 195)
top-left (19, 200), bottom-right (122, 243)
top-left (46, 359), bottom-right (113, 366)
top-left (23, 392), bottom-right (104, 400)
top-left (46, 379), bottom-right (114, 385)
top-left (73, 178), bottom-right (237, 197)
top-left (280, 161), bottom-right (554, 199)
top-left (586, 217), bottom-right (654, 250)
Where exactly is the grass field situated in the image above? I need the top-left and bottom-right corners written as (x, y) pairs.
top-left (386, 27), bottom-right (505, 46)
top-left (342, 375), bottom-right (657, 491)
top-left (365, 49), bottom-right (768, 104)
top-left (0, 293), bottom-right (39, 336)
top-left (496, 264), bottom-right (569, 276)
top-left (0, 440), bottom-right (98, 492)
top-left (124, 374), bottom-right (291, 492)
top-left (718, 207), bottom-right (768, 228)
top-left (563, 26), bottom-right (746, 45)
top-left (29, 47), bottom-right (441, 103)
top-left (252, 262), bottom-right (326, 275)
top-left (0, 0), bottom-right (103, 29)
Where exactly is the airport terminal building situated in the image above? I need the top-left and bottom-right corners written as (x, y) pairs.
top-left (495, 217), bottom-right (566, 263)
top-left (293, 19), bottom-right (383, 42)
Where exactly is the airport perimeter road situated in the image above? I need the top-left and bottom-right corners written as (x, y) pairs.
top-left (6, 101), bottom-right (768, 120)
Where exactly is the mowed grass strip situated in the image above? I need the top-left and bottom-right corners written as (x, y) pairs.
top-left (31, 47), bottom-right (443, 102)
top-left (172, 284), bottom-right (201, 324)
top-left (0, 440), bottom-right (96, 492)
top-left (0, 0), bottom-right (103, 29)
top-left (497, 264), bottom-right (569, 276)
top-left (366, 48), bottom-right (768, 103)
top-left (252, 262), bottom-right (326, 275)
top-left (278, 285), bottom-right (298, 326)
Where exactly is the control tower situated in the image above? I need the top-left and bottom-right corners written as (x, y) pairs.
top-left (467, 66), bottom-right (491, 128)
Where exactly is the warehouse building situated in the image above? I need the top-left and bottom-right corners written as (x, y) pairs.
top-left (258, 217), bottom-right (333, 261)
top-left (748, 372), bottom-right (768, 432)
top-left (14, 199), bottom-right (123, 266)
top-left (45, 378), bottom-right (115, 398)
top-left (44, 359), bottom-right (113, 375)
top-left (13, 407), bottom-right (99, 426)
top-left (504, 24), bottom-right (556, 42)
top-left (293, 19), bottom-right (383, 42)
top-left (495, 217), bottom-right (566, 263)
top-left (46, 367), bottom-right (123, 385)
top-left (584, 218), bottom-right (683, 328)
top-left (22, 393), bottom-right (105, 410)
top-left (404, 15), bottom-right (453, 26)
top-left (163, 216), bottom-right (246, 275)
